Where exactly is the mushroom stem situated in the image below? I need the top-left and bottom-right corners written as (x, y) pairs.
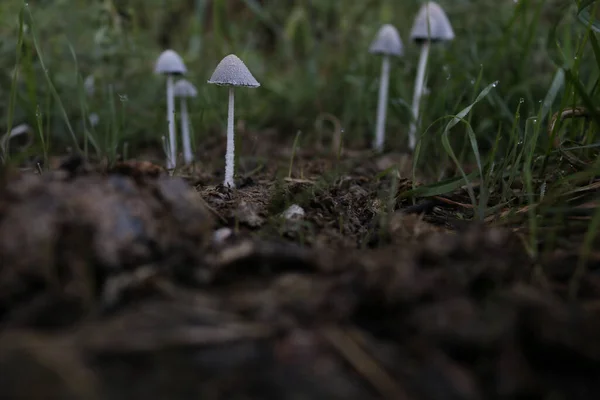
top-left (166, 75), bottom-right (177, 169)
top-left (180, 97), bottom-right (193, 164)
top-left (224, 87), bottom-right (236, 188)
top-left (374, 55), bottom-right (391, 152)
top-left (408, 41), bottom-right (430, 151)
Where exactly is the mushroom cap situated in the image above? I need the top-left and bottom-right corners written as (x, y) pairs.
top-left (410, 2), bottom-right (455, 43)
top-left (207, 54), bottom-right (260, 88)
top-left (369, 24), bottom-right (403, 56)
top-left (154, 49), bottom-right (187, 75)
top-left (173, 79), bottom-right (198, 98)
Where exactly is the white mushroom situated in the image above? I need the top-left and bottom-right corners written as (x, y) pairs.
top-left (369, 24), bottom-right (404, 152)
top-left (407, 2), bottom-right (454, 151)
top-left (173, 79), bottom-right (198, 165)
top-left (208, 54), bottom-right (260, 188)
top-left (0, 123), bottom-right (33, 162)
top-left (154, 49), bottom-right (187, 170)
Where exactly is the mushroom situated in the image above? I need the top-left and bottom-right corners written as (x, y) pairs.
top-left (173, 79), bottom-right (198, 165)
top-left (0, 123), bottom-right (33, 162)
top-left (407, 2), bottom-right (454, 151)
top-left (154, 49), bottom-right (187, 170)
top-left (369, 24), bottom-right (404, 152)
top-left (207, 54), bottom-right (260, 188)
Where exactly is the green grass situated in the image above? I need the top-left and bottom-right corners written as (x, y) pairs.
top-left (2, 0), bottom-right (600, 293)
top-left (0, 0), bottom-right (571, 154)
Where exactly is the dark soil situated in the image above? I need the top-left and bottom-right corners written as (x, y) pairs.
top-left (1, 136), bottom-right (600, 400)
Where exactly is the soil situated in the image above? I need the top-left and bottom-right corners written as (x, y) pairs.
top-left (1, 131), bottom-right (600, 400)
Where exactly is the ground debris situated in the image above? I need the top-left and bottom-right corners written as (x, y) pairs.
top-left (0, 166), bottom-right (213, 329)
top-left (1, 159), bottom-right (600, 399)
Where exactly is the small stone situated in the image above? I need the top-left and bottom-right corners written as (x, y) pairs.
top-left (282, 204), bottom-right (305, 220)
top-left (213, 227), bottom-right (233, 245)
top-left (235, 200), bottom-right (264, 228)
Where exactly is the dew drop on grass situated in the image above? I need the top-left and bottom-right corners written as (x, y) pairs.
top-left (519, 98), bottom-right (525, 104)
top-left (492, 81), bottom-right (499, 87)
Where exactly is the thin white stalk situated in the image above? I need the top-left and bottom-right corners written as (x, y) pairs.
top-left (408, 41), bottom-right (430, 151)
top-left (180, 98), bottom-right (193, 164)
top-left (161, 135), bottom-right (170, 168)
top-left (374, 55), bottom-right (391, 152)
top-left (224, 87), bottom-right (235, 188)
top-left (166, 75), bottom-right (177, 169)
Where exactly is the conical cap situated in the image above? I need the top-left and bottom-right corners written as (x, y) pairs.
top-left (173, 79), bottom-right (198, 97)
top-left (369, 24), bottom-right (403, 56)
top-left (208, 54), bottom-right (260, 88)
top-left (410, 2), bottom-right (455, 43)
top-left (154, 49), bottom-right (187, 75)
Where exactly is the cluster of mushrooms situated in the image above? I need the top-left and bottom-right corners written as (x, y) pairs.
top-left (154, 50), bottom-right (259, 188)
top-left (153, 1), bottom-right (452, 188)
top-left (370, 1), bottom-right (454, 152)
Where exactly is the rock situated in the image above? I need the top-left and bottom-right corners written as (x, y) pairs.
top-left (0, 168), bottom-right (213, 328)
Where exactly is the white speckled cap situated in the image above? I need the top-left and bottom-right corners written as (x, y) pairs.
top-left (369, 24), bottom-right (403, 56)
top-left (173, 79), bottom-right (198, 97)
top-left (154, 49), bottom-right (187, 75)
top-left (410, 2), bottom-right (455, 43)
top-left (208, 54), bottom-right (260, 88)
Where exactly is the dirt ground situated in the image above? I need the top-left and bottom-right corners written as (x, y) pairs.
top-left (1, 132), bottom-right (600, 400)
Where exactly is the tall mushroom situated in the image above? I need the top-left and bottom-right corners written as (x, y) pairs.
top-left (407, 2), bottom-right (454, 151)
top-left (173, 79), bottom-right (198, 165)
top-left (369, 24), bottom-right (404, 152)
top-left (154, 49), bottom-right (187, 170)
top-left (208, 54), bottom-right (260, 188)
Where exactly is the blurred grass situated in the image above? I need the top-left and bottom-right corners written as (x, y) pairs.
top-left (0, 0), bottom-right (583, 161)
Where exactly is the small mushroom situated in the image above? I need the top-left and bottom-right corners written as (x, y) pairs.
top-left (173, 79), bottom-right (198, 165)
top-left (208, 54), bottom-right (260, 188)
top-left (407, 2), bottom-right (454, 151)
top-left (154, 49), bottom-right (187, 170)
top-left (369, 24), bottom-right (404, 152)
top-left (0, 123), bottom-right (33, 163)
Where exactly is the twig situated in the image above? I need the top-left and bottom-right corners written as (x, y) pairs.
top-left (195, 192), bottom-right (228, 224)
top-left (321, 326), bottom-right (411, 400)
top-left (432, 196), bottom-right (474, 209)
top-left (548, 106), bottom-right (590, 148)
top-left (548, 107), bottom-right (596, 169)
top-left (284, 177), bottom-right (316, 184)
